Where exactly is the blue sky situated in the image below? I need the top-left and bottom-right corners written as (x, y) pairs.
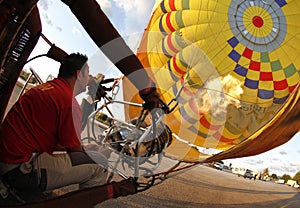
top-left (29, 0), bottom-right (155, 80)
top-left (26, 0), bottom-right (300, 177)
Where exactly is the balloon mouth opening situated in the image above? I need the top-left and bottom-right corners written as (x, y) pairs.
top-left (252, 16), bottom-right (264, 28)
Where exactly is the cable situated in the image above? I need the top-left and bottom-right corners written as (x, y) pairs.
top-left (22, 54), bottom-right (47, 66)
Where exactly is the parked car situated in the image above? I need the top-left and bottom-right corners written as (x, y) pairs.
top-left (286, 180), bottom-right (300, 188)
top-left (275, 179), bottom-right (285, 184)
top-left (293, 183), bottom-right (300, 188)
top-left (244, 169), bottom-right (256, 180)
top-left (232, 167), bottom-right (247, 177)
top-left (212, 162), bottom-right (223, 170)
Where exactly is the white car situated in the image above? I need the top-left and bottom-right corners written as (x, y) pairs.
top-left (212, 162), bottom-right (223, 170)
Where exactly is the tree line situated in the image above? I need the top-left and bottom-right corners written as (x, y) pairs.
top-left (263, 168), bottom-right (300, 183)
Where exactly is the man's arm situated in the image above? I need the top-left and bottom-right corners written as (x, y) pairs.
top-left (55, 144), bottom-right (83, 152)
top-left (101, 78), bottom-right (115, 84)
top-left (66, 145), bottom-right (83, 152)
top-left (61, 0), bottom-right (149, 89)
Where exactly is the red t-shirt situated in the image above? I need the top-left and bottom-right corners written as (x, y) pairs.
top-left (0, 78), bottom-right (82, 163)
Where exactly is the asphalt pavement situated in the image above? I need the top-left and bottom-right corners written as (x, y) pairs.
top-left (98, 164), bottom-right (300, 208)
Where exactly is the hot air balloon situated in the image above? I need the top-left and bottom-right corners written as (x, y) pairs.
top-left (0, 0), bottom-right (299, 206)
top-left (124, 0), bottom-right (300, 162)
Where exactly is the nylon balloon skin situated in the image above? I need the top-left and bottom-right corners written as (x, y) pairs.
top-left (135, 0), bottom-right (300, 160)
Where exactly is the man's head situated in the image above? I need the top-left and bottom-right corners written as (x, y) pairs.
top-left (58, 53), bottom-right (88, 79)
top-left (58, 53), bottom-right (90, 95)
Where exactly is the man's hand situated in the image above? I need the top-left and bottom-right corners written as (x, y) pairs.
top-left (139, 79), bottom-right (160, 111)
top-left (87, 76), bottom-right (107, 101)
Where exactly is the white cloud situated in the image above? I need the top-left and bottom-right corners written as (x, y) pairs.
top-left (228, 154), bottom-right (300, 177)
top-left (112, 0), bottom-right (155, 34)
top-left (38, 0), bottom-right (65, 33)
top-left (123, 33), bottom-right (144, 53)
top-left (72, 26), bottom-right (82, 36)
top-left (39, 8), bottom-right (54, 27)
top-left (38, 0), bottom-right (51, 11)
top-left (96, 0), bottom-right (113, 16)
top-left (55, 26), bottom-right (62, 32)
top-left (279, 151), bottom-right (288, 155)
top-left (71, 16), bottom-right (83, 37)
top-left (100, 0), bottom-right (156, 53)
top-left (38, 0), bottom-right (53, 26)
top-left (268, 163), bottom-right (300, 177)
top-left (112, 0), bottom-right (134, 12)
top-left (270, 158), bottom-right (280, 162)
top-left (248, 159), bottom-right (264, 165)
top-left (42, 13), bottom-right (53, 26)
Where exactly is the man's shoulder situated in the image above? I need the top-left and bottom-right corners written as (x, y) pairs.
top-left (34, 78), bottom-right (69, 93)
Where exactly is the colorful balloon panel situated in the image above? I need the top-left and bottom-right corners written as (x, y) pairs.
top-left (137, 0), bottom-right (300, 157)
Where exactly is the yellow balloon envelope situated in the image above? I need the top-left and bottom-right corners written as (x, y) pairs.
top-left (132, 0), bottom-right (300, 162)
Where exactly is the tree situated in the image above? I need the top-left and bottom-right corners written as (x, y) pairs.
top-left (263, 168), bottom-right (269, 177)
top-left (29, 76), bottom-right (38, 84)
top-left (293, 171), bottom-right (300, 182)
top-left (271, 173), bottom-right (278, 180)
top-left (281, 174), bottom-right (292, 183)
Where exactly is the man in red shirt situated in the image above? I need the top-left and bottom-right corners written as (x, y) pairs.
top-left (0, 53), bottom-right (108, 193)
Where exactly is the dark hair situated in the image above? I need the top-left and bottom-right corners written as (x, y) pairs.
top-left (58, 53), bottom-right (88, 78)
